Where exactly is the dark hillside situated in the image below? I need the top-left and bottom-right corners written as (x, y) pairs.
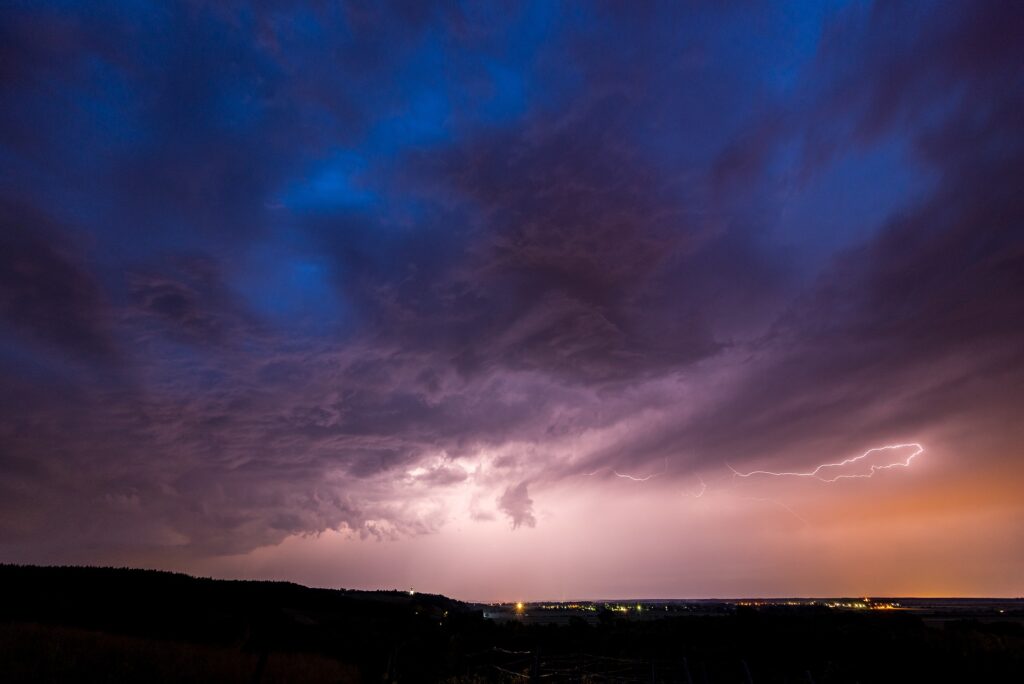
top-left (1, 565), bottom-right (1023, 682)
top-left (0, 564), bottom-right (472, 682)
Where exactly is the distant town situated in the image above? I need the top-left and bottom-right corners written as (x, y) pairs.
top-left (480, 597), bottom-right (1021, 625)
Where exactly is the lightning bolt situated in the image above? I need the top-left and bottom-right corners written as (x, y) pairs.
top-left (612, 469), bottom-right (658, 482)
top-left (612, 458), bottom-right (668, 482)
top-left (683, 475), bottom-right (707, 498)
top-left (728, 443), bottom-right (924, 483)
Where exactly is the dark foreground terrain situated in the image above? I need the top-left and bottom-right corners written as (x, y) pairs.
top-left (1, 565), bottom-right (1022, 683)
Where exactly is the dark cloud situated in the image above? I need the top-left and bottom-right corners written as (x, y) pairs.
top-left (308, 93), bottom-right (786, 388)
top-left (497, 481), bottom-right (536, 530)
top-left (0, 0), bottom-right (1021, 570)
top-left (127, 257), bottom-right (258, 347)
top-left (0, 201), bottom-right (117, 361)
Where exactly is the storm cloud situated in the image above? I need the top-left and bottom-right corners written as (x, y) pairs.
top-left (1, 1), bottom-right (1022, 597)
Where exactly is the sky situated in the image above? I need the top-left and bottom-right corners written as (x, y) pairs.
top-left (1, 1), bottom-right (1023, 601)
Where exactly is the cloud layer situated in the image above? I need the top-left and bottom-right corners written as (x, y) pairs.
top-left (1, 1), bottom-right (1022, 597)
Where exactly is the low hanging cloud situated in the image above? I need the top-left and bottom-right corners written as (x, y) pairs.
top-left (497, 482), bottom-right (536, 530)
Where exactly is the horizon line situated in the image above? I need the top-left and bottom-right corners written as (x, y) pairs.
top-left (5, 563), bottom-right (1022, 603)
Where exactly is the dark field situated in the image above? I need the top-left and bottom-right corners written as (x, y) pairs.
top-left (1, 566), bottom-right (1021, 683)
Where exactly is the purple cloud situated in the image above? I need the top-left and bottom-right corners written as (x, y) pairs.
top-left (0, 1), bottom-right (1022, 598)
